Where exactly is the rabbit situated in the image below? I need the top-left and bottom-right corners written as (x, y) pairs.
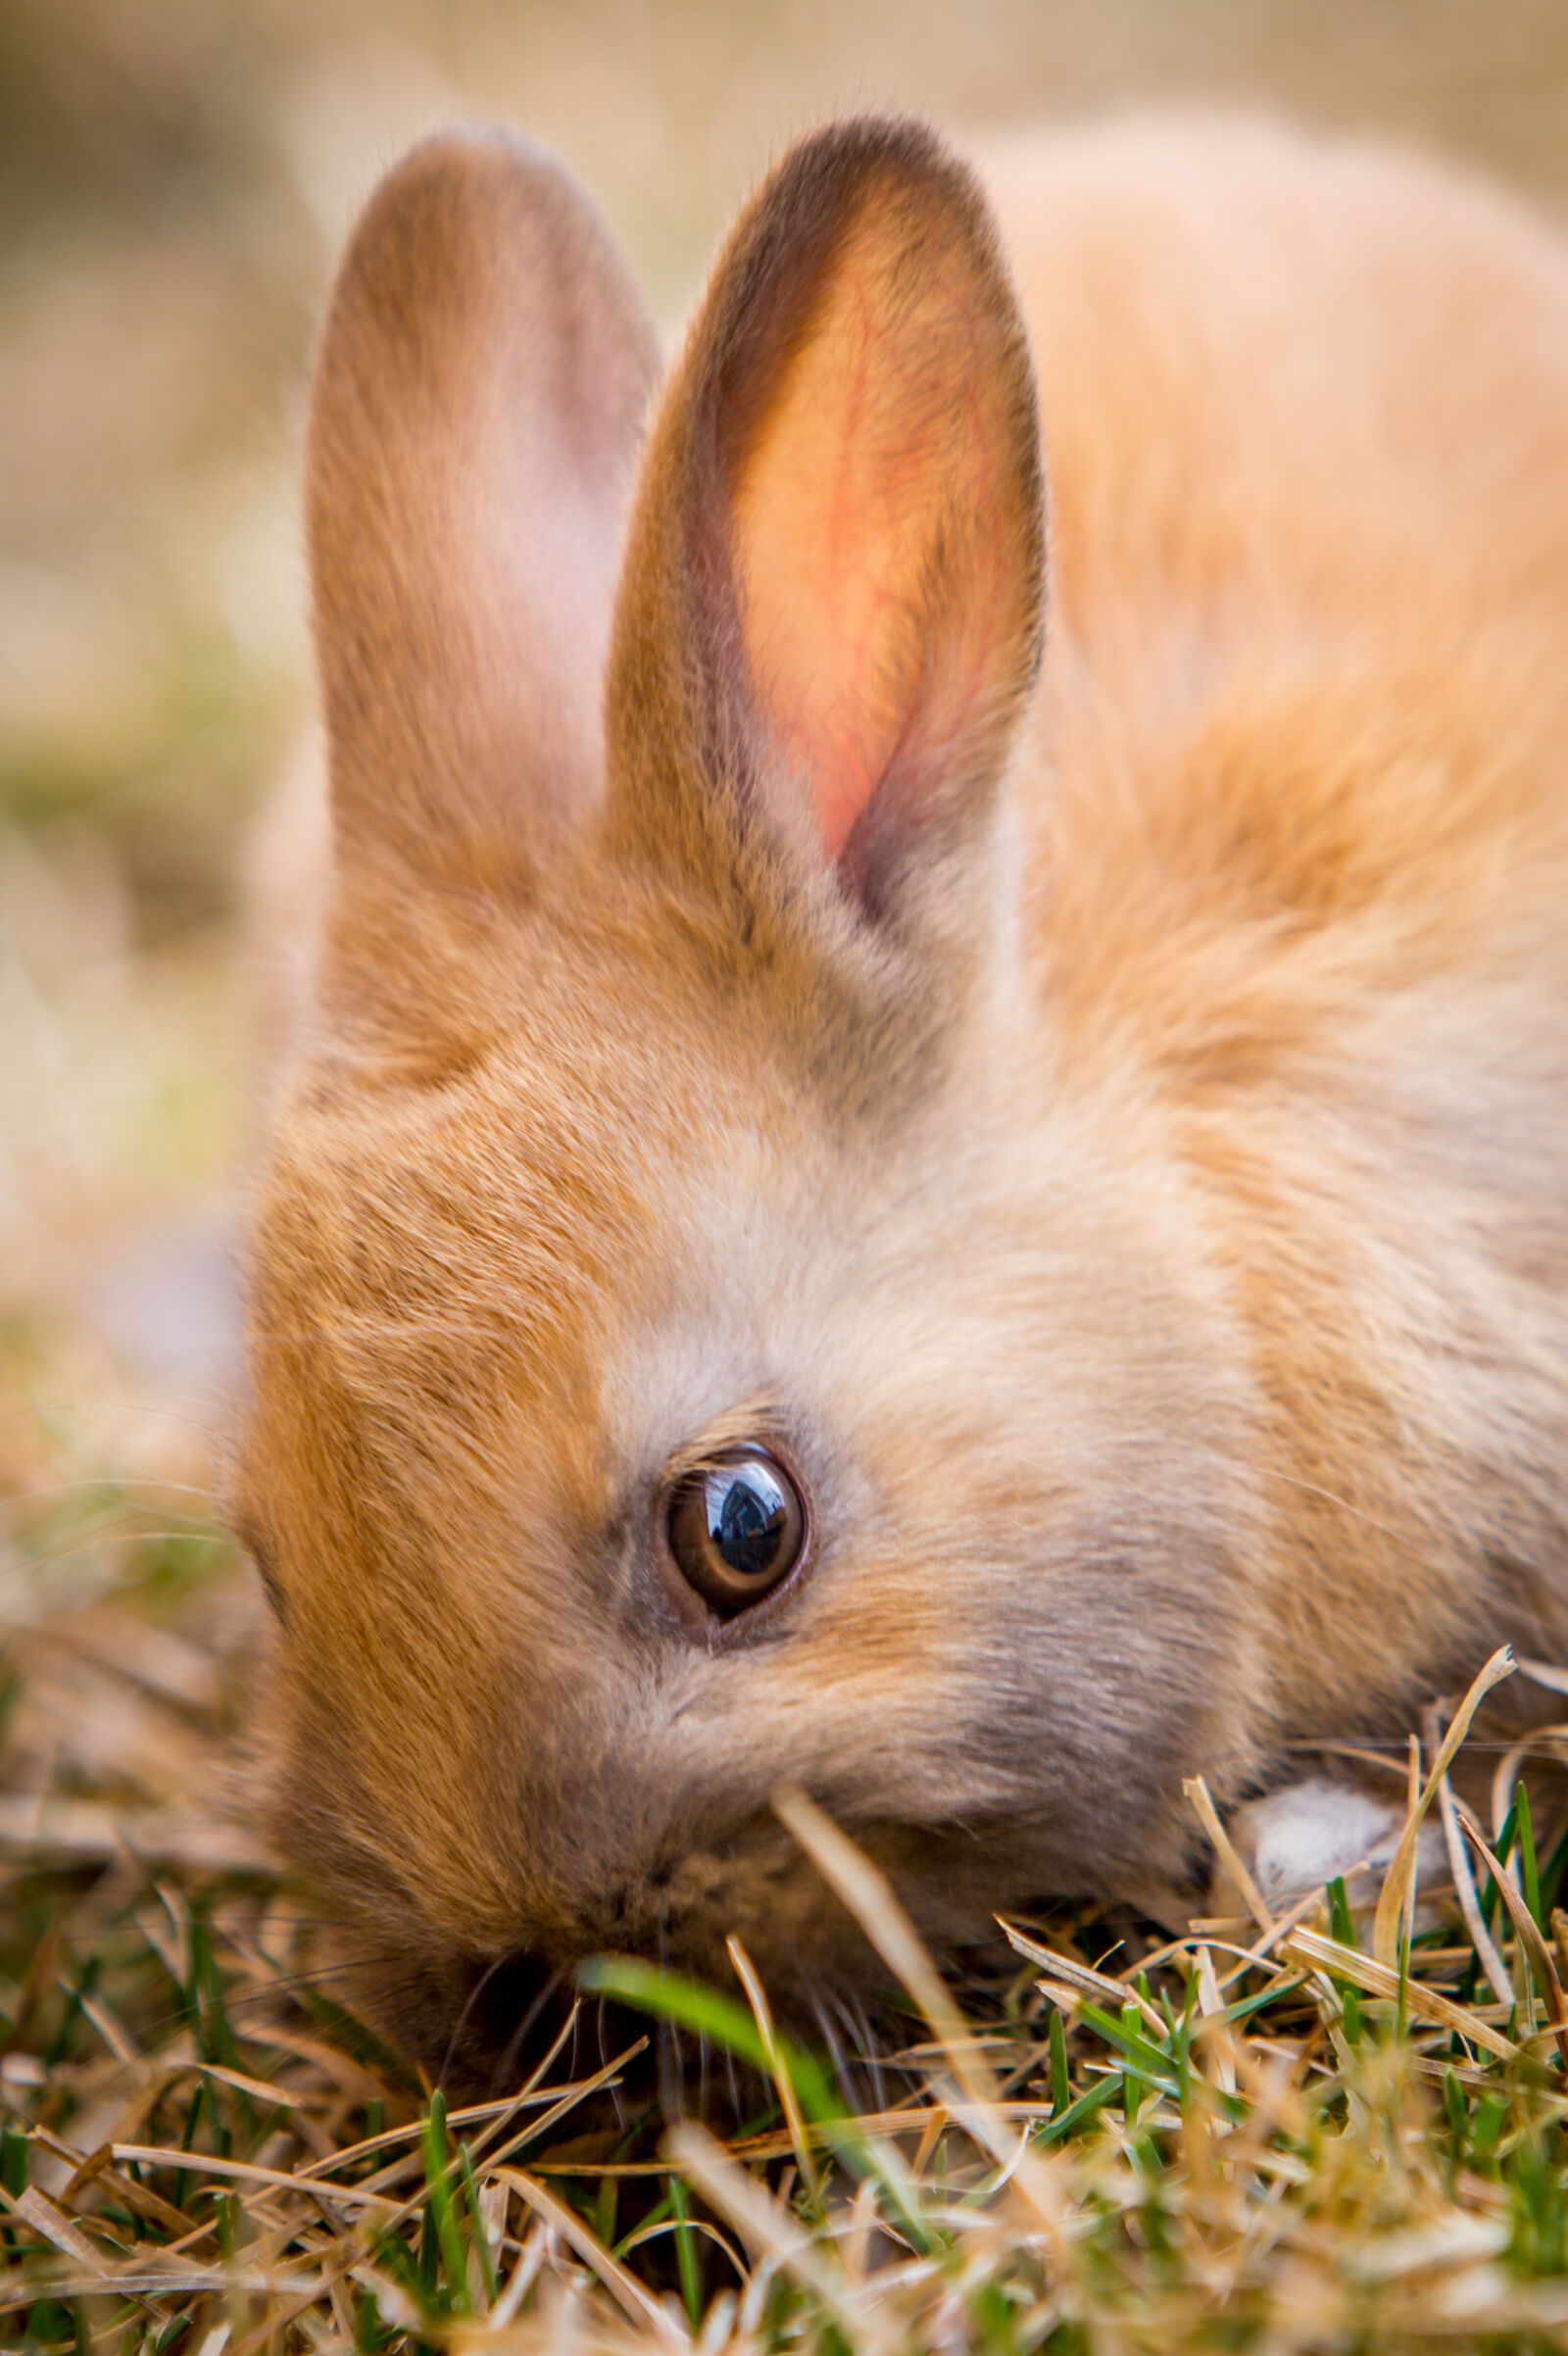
top-left (235, 107), bottom-right (1568, 2082)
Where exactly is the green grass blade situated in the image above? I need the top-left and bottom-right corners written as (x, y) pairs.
top-left (459, 2137), bottom-right (499, 2308)
top-left (1033, 2072), bottom-right (1122, 2148)
top-left (1049, 2008), bottom-right (1070, 2115)
top-left (668, 2174), bottom-right (703, 2331)
top-left (582, 1954), bottom-right (940, 2253)
top-left (1516, 1780), bottom-right (1544, 1932)
top-left (577, 1955), bottom-right (842, 2122)
top-left (421, 2089), bottom-right (472, 2316)
top-left (1326, 1877), bottom-right (1363, 2041)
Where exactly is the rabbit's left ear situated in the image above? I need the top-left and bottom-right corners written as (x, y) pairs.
top-left (307, 130), bottom-right (659, 908)
top-left (608, 115), bottom-right (1045, 918)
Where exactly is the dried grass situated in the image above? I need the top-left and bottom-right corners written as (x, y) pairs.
top-left (5, 1567), bottom-right (1568, 2355)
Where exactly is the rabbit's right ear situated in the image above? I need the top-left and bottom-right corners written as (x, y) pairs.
top-left (307, 132), bottom-right (658, 909)
top-left (607, 116), bottom-right (1044, 927)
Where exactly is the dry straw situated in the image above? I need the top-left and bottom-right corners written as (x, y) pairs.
top-left (7, 1592), bottom-right (1568, 2351)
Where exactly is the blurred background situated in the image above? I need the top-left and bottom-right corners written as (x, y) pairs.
top-left (2, 0), bottom-right (1568, 1807)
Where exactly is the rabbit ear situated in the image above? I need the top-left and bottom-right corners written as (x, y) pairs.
top-left (608, 116), bottom-right (1045, 919)
top-left (308, 131), bottom-right (659, 904)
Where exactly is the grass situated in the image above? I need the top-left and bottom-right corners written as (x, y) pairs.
top-left (6, 1562), bottom-right (1568, 2354)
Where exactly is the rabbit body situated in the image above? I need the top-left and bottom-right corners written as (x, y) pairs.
top-left (239, 112), bottom-right (1568, 2073)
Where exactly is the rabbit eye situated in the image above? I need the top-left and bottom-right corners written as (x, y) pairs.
top-left (664, 1450), bottom-right (807, 1616)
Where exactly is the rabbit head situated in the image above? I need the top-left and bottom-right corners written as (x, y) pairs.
top-left (238, 118), bottom-right (1267, 2082)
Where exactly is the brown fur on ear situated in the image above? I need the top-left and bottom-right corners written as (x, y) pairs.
top-left (607, 115), bottom-right (1045, 919)
top-left (308, 130), bottom-right (659, 911)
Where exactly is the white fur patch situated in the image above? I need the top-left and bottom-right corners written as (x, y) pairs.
top-left (1230, 1778), bottom-right (1446, 1912)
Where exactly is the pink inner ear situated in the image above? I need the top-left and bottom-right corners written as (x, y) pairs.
top-left (730, 194), bottom-right (1024, 861)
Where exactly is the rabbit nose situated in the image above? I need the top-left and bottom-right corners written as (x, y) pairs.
top-left (451, 1950), bottom-right (568, 2089)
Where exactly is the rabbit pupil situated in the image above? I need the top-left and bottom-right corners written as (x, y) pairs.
top-left (709, 1465), bottom-right (786, 1578)
top-left (665, 1449), bottom-right (806, 1610)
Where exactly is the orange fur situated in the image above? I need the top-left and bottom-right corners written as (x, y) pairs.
top-left (238, 113), bottom-right (1568, 2077)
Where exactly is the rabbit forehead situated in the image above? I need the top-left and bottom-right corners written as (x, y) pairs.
top-left (247, 853), bottom-right (962, 1470)
top-left (246, 928), bottom-right (1257, 1633)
